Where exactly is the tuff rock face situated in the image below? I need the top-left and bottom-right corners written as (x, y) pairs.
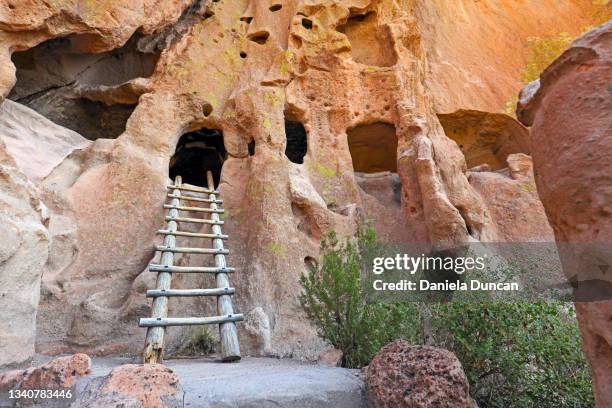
top-left (517, 21), bottom-right (612, 407)
top-left (364, 340), bottom-right (472, 408)
top-left (0, 0), bottom-right (603, 365)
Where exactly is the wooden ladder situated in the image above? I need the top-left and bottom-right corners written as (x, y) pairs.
top-left (140, 171), bottom-right (242, 363)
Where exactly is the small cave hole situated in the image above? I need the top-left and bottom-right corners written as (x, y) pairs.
top-left (304, 256), bottom-right (318, 272)
top-left (240, 51), bottom-right (247, 58)
top-left (240, 16), bottom-right (253, 24)
top-left (347, 123), bottom-right (397, 173)
top-left (284, 116), bottom-right (307, 164)
top-left (202, 102), bottom-right (213, 117)
top-left (204, 9), bottom-right (215, 18)
top-left (269, 4), bottom-right (282, 12)
top-left (301, 18), bottom-right (313, 29)
top-left (248, 139), bottom-right (256, 156)
top-left (248, 31), bottom-right (270, 45)
top-left (8, 3), bottom-right (16, 10)
top-left (170, 128), bottom-right (226, 188)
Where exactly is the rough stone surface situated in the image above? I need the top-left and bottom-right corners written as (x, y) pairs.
top-left (0, 99), bottom-right (90, 181)
top-left (64, 355), bottom-right (365, 408)
top-left (0, 354), bottom-right (91, 404)
top-left (0, 0), bottom-right (604, 364)
top-left (517, 21), bottom-right (612, 407)
top-left (468, 153), bottom-right (554, 242)
top-left (73, 363), bottom-right (183, 408)
top-left (318, 348), bottom-right (343, 367)
top-left (364, 340), bottom-right (471, 408)
top-left (0, 139), bottom-right (49, 367)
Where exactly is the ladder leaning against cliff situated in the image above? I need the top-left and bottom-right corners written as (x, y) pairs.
top-left (139, 171), bottom-right (242, 363)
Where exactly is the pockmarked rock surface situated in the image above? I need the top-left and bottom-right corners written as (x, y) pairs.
top-left (0, 0), bottom-right (605, 363)
top-left (364, 340), bottom-right (472, 408)
top-left (517, 21), bottom-right (612, 407)
top-left (0, 353), bottom-right (91, 407)
top-left (73, 363), bottom-right (183, 408)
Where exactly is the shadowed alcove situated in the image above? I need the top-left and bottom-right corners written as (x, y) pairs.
top-left (347, 122), bottom-right (398, 173)
top-left (284, 118), bottom-right (308, 164)
top-left (169, 128), bottom-right (226, 188)
top-left (8, 35), bottom-right (159, 140)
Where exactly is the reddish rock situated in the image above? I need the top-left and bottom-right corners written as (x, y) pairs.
top-left (0, 354), bottom-right (91, 391)
top-left (73, 364), bottom-right (183, 408)
top-left (318, 348), bottom-right (343, 367)
top-left (517, 21), bottom-right (612, 407)
top-left (364, 340), bottom-right (471, 408)
top-left (468, 153), bottom-right (554, 242)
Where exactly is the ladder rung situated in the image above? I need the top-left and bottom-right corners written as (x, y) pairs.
top-left (167, 194), bottom-right (223, 204)
top-left (149, 264), bottom-right (235, 273)
top-left (163, 204), bottom-right (224, 214)
top-left (139, 313), bottom-right (244, 327)
top-left (165, 216), bottom-right (223, 225)
top-left (155, 245), bottom-right (229, 255)
top-left (157, 230), bottom-right (228, 239)
top-left (146, 288), bottom-right (235, 297)
top-left (168, 185), bottom-right (218, 194)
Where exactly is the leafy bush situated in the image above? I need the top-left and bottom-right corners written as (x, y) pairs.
top-left (429, 302), bottom-right (593, 407)
top-left (299, 229), bottom-right (594, 405)
top-left (298, 228), bottom-right (421, 368)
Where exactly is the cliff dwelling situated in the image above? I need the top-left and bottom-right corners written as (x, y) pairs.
top-left (7, 35), bottom-right (158, 140)
top-left (347, 122), bottom-right (398, 173)
top-left (284, 116), bottom-right (308, 164)
top-left (169, 128), bottom-right (226, 188)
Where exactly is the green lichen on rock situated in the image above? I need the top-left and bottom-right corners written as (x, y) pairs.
top-left (266, 241), bottom-right (284, 254)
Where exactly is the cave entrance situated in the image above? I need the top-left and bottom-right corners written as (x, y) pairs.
top-left (347, 122), bottom-right (397, 173)
top-left (169, 128), bottom-right (226, 188)
top-left (7, 35), bottom-right (159, 140)
top-left (284, 116), bottom-right (307, 164)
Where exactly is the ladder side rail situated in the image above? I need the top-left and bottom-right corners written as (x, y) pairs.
top-left (207, 171), bottom-right (241, 361)
top-left (143, 176), bottom-right (182, 363)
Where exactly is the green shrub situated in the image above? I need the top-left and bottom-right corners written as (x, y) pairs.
top-left (298, 228), bottom-right (421, 368)
top-left (180, 327), bottom-right (218, 355)
top-left (299, 229), bottom-right (594, 405)
top-left (429, 301), bottom-right (593, 407)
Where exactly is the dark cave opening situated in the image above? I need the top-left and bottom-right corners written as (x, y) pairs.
top-left (347, 122), bottom-right (397, 173)
top-left (284, 119), bottom-right (307, 164)
top-left (7, 35), bottom-right (159, 140)
top-left (169, 128), bottom-right (226, 188)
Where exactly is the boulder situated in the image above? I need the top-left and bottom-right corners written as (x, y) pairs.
top-left (517, 21), bottom-right (612, 407)
top-left (364, 340), bottom-right (471, 408)
top-left (0, 354), bottom-right (91, 406)
top-left (72, 364), bottom-right (183, 408)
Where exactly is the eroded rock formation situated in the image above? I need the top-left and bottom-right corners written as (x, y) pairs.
top-left (517, 21), bottom-right (612, 407)
top-left (0, 0), bottom-right (604, 365)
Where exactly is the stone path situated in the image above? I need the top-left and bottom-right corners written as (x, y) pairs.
top-left (70, 355), bottom-right (366, 408)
